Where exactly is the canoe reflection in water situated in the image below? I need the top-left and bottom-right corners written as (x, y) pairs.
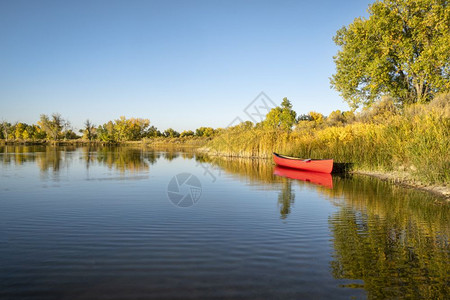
top-left (273, 166), bottom-right (333, 189)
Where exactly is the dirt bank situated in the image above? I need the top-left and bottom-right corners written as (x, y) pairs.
top-left (353, 170), bottom-right (449, 200)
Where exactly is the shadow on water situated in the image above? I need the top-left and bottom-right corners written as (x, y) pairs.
top-left (332, 162), bottom-right (354, 173)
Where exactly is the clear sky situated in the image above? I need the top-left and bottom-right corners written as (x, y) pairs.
top-left (0, 0), bottom-right (372, 132)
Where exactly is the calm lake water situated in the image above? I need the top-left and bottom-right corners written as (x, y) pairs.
top-left (0, 146), bottom-right (448, 299)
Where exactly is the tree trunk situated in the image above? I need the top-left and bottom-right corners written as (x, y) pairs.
top-left (414, 79), bottom-right (426, 103)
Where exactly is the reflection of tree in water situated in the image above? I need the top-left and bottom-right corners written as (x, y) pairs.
top-left (328, 176), bottom-right (450, 299)
top-left (0, 145), bottom-right (76, 174)
top-left (0, 145), bottom-right (81, 173)
top-left (162, 151), bottom-right (179, 161)
top-left (196, 154), bottom-right (297, 219)
top-left (0, 145), bottom-right (161, 174)
top-left (81, 146), bottom-right (96, 170)
top-left (278, 179), bottom-right (295, 219)
top-left (96, 147), bottom-right (145, 172)
top-left (92, 147), bottom-right (159, 172)
top-left (1, 145), bottom-right (47, 166)
top-left (199, 155), bottom-right (276, 184)
top-left (194, 153), bottom-right (209, 164)
top-left (181, 152), bottom-right (195, 160)
top-left (144, 151), bottom-right (159, 165)
top-left (197, 154), bottom-right (449, 294)
top-left (36, 147), bottom-right (64, 172)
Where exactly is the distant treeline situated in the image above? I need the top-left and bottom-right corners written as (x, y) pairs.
top-left (0, 115), bottom-right (218, 142)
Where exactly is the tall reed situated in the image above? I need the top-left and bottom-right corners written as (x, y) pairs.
top-left (206, 94), bottom-right (450, 184)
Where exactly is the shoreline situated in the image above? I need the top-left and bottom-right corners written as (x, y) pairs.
top-left (198, 148), bottom-right (449, 200)
top-left (198, 149), bottom-right (449, 200)
top-left (352, 170), bottom-right (449, 201)
top-left (0, 138), bottom-right (209, 147)
top-left (2, 141), bottom-right (448, 199)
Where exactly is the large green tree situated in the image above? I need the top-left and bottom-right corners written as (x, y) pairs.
top-left (331, 0), bottom-right (450, 108)
top-left (264, 97), bottom-right (297, 131)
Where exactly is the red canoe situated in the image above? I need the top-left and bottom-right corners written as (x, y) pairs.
top-left (273, 153), bottom-right (333, 174)
top-left (273, 166), bottom-right (333, 189)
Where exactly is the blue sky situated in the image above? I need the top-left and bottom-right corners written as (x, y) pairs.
top-left (0, 0), bottom-right (372, 131)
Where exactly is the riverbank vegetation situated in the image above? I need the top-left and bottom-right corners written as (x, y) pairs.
top-left (1, 0), bottom-right (448, 186)
top-left (1, 94), bottom-right (448, 185)
top-left (206, 93), bottom-right (449, 184)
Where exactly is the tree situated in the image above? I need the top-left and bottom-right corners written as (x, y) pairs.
top-left (97, 121), bottom-right (116, 142)
top-left (14, 123), bottom-right (24, 139)
top-left (264, 97), bottom-right (297, 131)
top-left (126, 118), bottom-right (150, 140)
top-left (163, 128), bottom-right (180, 138)
top-left (327, 110), bottom-right (346, 127)
top-left (26, 125), bottom-right (45, 141)
top-left (64, 129), bottom-right (80, 140)
top-left (0, 121), bottom-right (15, 140)
top-left (195, 127), bottom-right (216, 137)
top-left (82, 119), bottom-right (96, 141)
top-left (114, 116), bottom-right (129, 142)
top-left (145, 125), bottom-right (161, 138)
top-left (38, 114), bottom-right (68, 140)
top-left (358, 95), bottom-right (400, 123)
top-left (112, 117), bottom-right (150, 141)
top-left (331, 0), bottom-right (450, 108)
top-left (295, 111), bottom-right (326, 130)
top-left (180, 130), bottom-right (195, 137)
top-left (297, 114), bottom-right (313, 122)
top-left (308, 111), bottom-right (325, 123)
